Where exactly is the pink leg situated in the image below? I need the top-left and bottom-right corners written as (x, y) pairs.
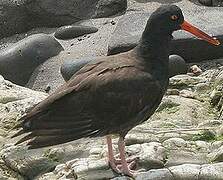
top-left (106, 135), bottom-right (137, 177)
top-left (106, 135), bottom-right (116, 166)
top-left (117, 136), bottom-right (136, 177)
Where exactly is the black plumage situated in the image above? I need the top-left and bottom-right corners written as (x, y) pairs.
top-left (12, 5), bottom-right (219, 176)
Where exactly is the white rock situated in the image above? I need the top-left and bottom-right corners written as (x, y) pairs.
top-left (127, 142), bottom-right (166, 169)
top-left (169, 164), bottom-right (201, 179)
top-left (194, 141), bottom-right (210, 150)
top-left (163, 138), bottom-right (187, 148)
top-left (200, 162), bottom-right (223, 179)
top-left (0, 75), bottom-right (47, 134)
top-left (208, 145), bottom-right (223, 162)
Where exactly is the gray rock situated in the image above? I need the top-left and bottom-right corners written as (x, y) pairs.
top-left (163, 138), bottom-right (187, 149)
top-left (0, 0), bottom-right (126, 39)
top-left (0, 77), bottom-right (46, 179)
top-left (60, 56), bottom-right (97, 81)
top-left (26, 16), bottom-right (119, 93)
top-left (95, 0), bottom-right (127, 18)
top-left (179, 89), bottom-right (197, 99)
top-left (194, 141), bottom-right (210, 152)
top-left (210, 89), bottom-right (222, 106)
top-left (47, 158), bottom-right (115, 180)
top-left (25, 0), bottom-right (91, 27)
top-left (54, 25), bottom-right (98, 40)
top-left (199, 0), bottom-right (223, 7)
top-left (169, 75), bottom-right (207, 90)
top-left (200, 162), bottom-right (223, 180)
top-left (0, 75), bottom-right (47, 134)
top-left (107, 12), bottom-right (145, 55)
top-left (38, 142), bottom-right (166, 179)
top-left (194, 82), bottom-right (211, 93)
top-left (0, 0), bottom-right (29, 39)
top-left (210, 68), bottom-right (223, 113)
top-left (135, 169), bottom-right (174, 180)
top-left (38, 172), bottom-right (57, 180)
top-left (212, 0), bottom-right (223, 6)
top-left (1, 145), bottom-right (57, 180)
top-left (108, 3), bottom-right (223, 62)
top-left (111, 176), bottom-right (129, 180)
top-left (208, 145), bottom-right (223, 162)
top-left (0, 158), bottom-right (24, 180)
top-left (198, 120), bottom-right (222, 128)
top-left (169, 164), bottom-right (201, 180)
top-left (211, 141), bottom-right (223, 151)
top-left (166, 150), bottom-right (208, 167)
top-left (125, 133), bottom-right (159, 146)
top-left (25, 0), bottom-right (127, 27)
top-left (199, 0), bottom-right (213, 6)
top-left (217, 124), bottom-right (223, 136)
top-left (133, 163), bottom-right (223, 180)
top-left (168, 55), bottom-right (188, 78)
top-left (159, 133), bottom-right (182, 142)
top-left (153, 94), bottom-right (216, 128)
top-left (0, 34), bottom-right (63, 86)
top-left (126, 142), bottom-right (166, 170)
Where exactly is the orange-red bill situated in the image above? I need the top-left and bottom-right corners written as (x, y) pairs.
top-left (180, 20), bottom-right (220, 46)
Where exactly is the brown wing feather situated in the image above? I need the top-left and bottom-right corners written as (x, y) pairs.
top-left (12, 52), bottom-right (163, 148)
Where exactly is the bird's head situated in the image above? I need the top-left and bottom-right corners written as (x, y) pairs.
top-left (143, 4), bottom-right (220, 46)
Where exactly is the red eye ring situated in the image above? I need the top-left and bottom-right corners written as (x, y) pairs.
top-left (171, 15), bottom-right (178, 20)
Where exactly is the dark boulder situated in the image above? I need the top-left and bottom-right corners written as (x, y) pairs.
top-left (0, 34), bottom-right (63, 86)
top-left (25, 0), bottom-right (94, 27)
top-left (0, 0), bottom-right (30, 39)
top-left (168, 55), bottom-right (188, 78)
top-left (25, 0), bottom-right (127, 27)
top-left (60, 57), bottom-right (96, 81)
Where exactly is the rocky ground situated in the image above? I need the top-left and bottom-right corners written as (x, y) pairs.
top-left (1, 59), bottom-right (223, 179)
top-left (1, 0), bottom-right (223, 179)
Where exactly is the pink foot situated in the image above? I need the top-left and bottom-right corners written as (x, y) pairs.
top-left (113, 155), bottom-right (138, 164)
top-left (106, 136), bottom-right (141, 177)
top-left (109, 159), bottom-right (137, 176)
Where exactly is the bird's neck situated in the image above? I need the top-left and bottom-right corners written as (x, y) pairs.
top-left (136, 31), bottom-right (172, 57)
top-left (134, 33), bottom-right (172, 86)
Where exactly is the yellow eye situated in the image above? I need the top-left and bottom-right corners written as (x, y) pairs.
top-left (171, 15), bottom-right (178, 20)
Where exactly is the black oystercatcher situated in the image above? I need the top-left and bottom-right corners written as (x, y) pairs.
top-left (12, 5), bottom-right (220, 177)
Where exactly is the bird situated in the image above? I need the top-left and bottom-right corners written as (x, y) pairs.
top-left (12, 4), bottom-right (220, 177)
